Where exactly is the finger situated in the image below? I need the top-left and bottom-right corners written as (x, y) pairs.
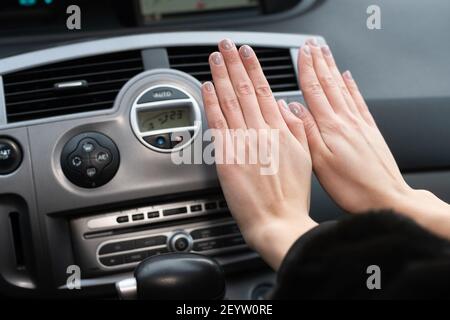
top-left (218, 39), bottom-right (266, 128)
top-left (202, 82), bottom-right (233, 167)
top-left (306, 39), bottom-right (350, 118)
top-left (288, 102), bottom-right (331, 156)
top-left (298, 44), bottom-right (337, 124)
top-left (239, 45), bottom-right (286, 128)
top-left (320, 45), bottom-right (361, 118)
top-left (209, 51), bottom-right (247, 129)
top-left (277, 100), bottom-right (308, 151)
top-left (202, 81), bottom-right (228, 130)
top-left (342, 71), bottom-right (377, 127)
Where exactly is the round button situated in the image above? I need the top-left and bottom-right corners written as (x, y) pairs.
top-left (174, 238), bottom-right (189, 251)
top-left (70, 156), bottom-right (83, 168)
top-left (0, 137), bottom-right (23, 175)
top-left (170, 233), bottom-right (193, 252)
top-left (155, 136), bottom-right (166, 147)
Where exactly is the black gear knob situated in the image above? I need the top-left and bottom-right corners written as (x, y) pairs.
top-left (116, 253), bottom-right (226, 300)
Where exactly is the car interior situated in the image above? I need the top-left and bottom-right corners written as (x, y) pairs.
top-left (0, 0), bottom-right (450, 300)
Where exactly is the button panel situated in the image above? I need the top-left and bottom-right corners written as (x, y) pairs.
top-left (87, 198), bottom-right (230, 230)
top-left (190, 224), bottom-right (240, 240)
top-left (135, 236), bottom-right (167, 249)
top-left (193, 235), bottom-right (245, 252)
top-left (61, 132), bottom-right (120, 188)
top-left (96, 221), bottom-right (245, 269)
top-left (99, 239), bottom-right (135, 255)
top-left (142, 130), bottom-right (194, 150)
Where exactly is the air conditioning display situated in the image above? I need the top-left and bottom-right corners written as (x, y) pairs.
top-left (138, 0), bottom-right (258, 21)
top-left (138, 106), bottom-right (192, 132)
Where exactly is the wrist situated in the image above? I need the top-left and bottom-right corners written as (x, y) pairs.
top-left (246, 215), bottom-right (318, 270)
top-left (391, 187), bottom-right (450, 240)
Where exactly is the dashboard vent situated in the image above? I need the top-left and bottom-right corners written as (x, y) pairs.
top-left (3, 51), bottom-right (144, 123)
top-left (167, 46), bottom-right (298, 92)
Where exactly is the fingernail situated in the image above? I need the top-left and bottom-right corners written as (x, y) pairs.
top-left (343, 70), bottom-right (353, 80)
top-left (211, 52), bottom-right (222, 65)
top-left (321, 45), bottom-right (332, 57)
top-left (203, 81), bottom-right (213, 91)
top-left (303, 45), bottom-right (311, 56)
top-left (289, 103), bottom-right (304, 118)
top-left (306, 38), bottom-right (318, 47)
top-left (279, 99), bottom-right (289, 110)
top-left (220, 39), bottom-right (234, 51)
top-left (240, 45), bottom-right (253, 58)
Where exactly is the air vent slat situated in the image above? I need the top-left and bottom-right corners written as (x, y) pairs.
top-left (168, 46), bottom-right (297, 93)
top-left (265, 74), bottom-right (297, 80)
top-left (5, 78), bottom-right (131, 99)
top-left (6, 89), bottom-right (121, 108)
top-left (3, 50), bottom-right (143, 123)
top-left (7, 100), bottom-right (114, 117)
top-left (269, 83), bottom-right (299, 91)
top-left (167, 47), bottom-right (280, 60)
top-left (11, 57), bottom-right (142, 77)
top-left (169, 62), bottom-right (210, 69)
top-left (4, 67), bottom-right (142, 88)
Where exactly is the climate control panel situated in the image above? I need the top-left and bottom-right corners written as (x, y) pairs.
top-left (61, 132), bottom-right (120, 188)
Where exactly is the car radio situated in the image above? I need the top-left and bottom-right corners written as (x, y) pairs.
top-left (71, 196), bottom-right (248, 274)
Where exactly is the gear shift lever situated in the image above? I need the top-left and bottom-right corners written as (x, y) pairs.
top-left (116, 253), bottom-right (226, 300)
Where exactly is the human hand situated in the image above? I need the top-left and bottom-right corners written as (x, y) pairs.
top-left (201, 39), bottom-right (317, 270)
top-left (292, 38), bottom-right (450, 239)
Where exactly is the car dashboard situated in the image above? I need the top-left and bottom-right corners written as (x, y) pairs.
top-left (1, 0), bottom-right (450, 300)
top-left (0, 30), bottom-right (318, 299)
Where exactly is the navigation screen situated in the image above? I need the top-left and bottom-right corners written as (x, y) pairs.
top-left (139, 0), bottom-right (258, 21)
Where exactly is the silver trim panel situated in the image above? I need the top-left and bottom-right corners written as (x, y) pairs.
top-left (0, 32), bottom-right (324, 74)
top-left (0, 76), bottom-right (6, 126)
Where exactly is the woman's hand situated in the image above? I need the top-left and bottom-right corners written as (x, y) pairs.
top-left (202, 39), bottom-right (317, 270)
top-left (293, 39), bottom-right (450, 240)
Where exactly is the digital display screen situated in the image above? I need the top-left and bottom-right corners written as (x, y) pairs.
top-left (139, 0), bottom-right (258, 21)
top-left (138, 106), bottom-right (192, 132)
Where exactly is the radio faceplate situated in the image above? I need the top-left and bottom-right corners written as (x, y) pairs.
top-left (71, 197), bottom-right (249, 275)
